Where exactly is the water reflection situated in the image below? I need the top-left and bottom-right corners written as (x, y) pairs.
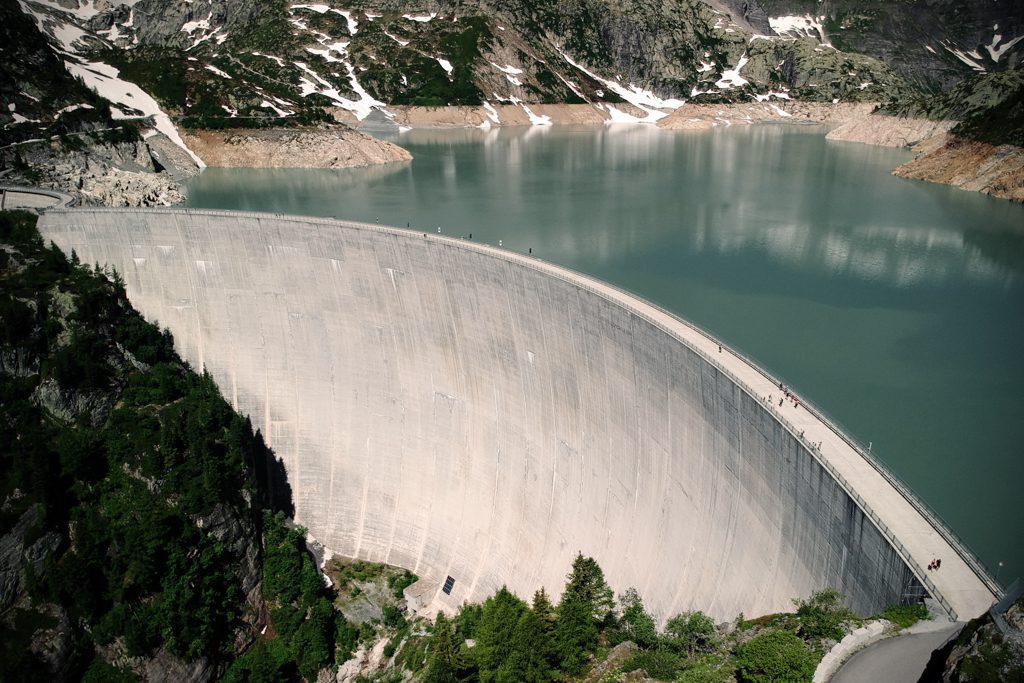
top-left (185, 125), bottom-right (1024, 290)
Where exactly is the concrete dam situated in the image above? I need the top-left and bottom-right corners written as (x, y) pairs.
top-left (38, 208), bottom-right (996, 623)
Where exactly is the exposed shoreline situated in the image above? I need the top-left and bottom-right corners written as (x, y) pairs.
top-left (363, 103), bottom-right (1021, 202)
top-left (21, 104), bottom-right (1018, 206)
top-left (180, 127), bottom-right (412, 170)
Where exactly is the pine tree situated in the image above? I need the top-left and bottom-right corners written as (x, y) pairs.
top-left (561, 552), bottom-right (614, 623)
top-left (496, 609), bottom-right (556, 683)
top-left (474, 586), bottom-right (529, 682)
top-left (424, 613), bottom-right (470, 683)
top-left (531, 587), bottom-right (557, 637)
top-left (554, 591), bottom-right (598, 675)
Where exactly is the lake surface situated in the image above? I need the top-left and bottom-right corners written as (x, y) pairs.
top-left (185, 124), bottom-right (1024, 584)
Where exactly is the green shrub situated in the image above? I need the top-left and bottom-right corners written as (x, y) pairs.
top-left (735, 630), bottom-right (819, 683)
top-left (794, 589), bottom-right (853, 642)
top-left (622, 647), bottom-right (683, 681)
top-left (881, 602), bottom-right (930, 629)
top-left (665, 610), bottom-right (717, 656)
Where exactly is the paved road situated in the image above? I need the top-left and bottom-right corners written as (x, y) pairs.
top-left (831, 625), bottom-right (959, 683)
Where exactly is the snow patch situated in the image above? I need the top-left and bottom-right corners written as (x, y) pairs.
top-left (437, 58), bottom-right (453, 75)
top-left (290, 3), bottom-right (330, 13)
top-left (603, 104), bottom-right (646, 124)
top-left (491, 62), bottom-right (524, 75)
top-left (253, 51), bottom-right (286, 66)
top-left (482, 101), bottom-right (500, 124)
top-left (986, 33), bottom-right (1023, 62)
top-left (943, 42), bottom-right (986, 72)
top-left (260, 100), bottom-right (292, 117)
top-left (754, 91), bottom-right (790, 101)
top-left (205, 64), bottom-right (232, 79)
top-left (180, 12), bottom-right (212, 34)
top-left (56, 102), bottom-right (95, 115)
top-left (64, 59), bottom-right (205, 168)
top-left (180, 12), bottom-right (228, 50)
top-left (331, 9), bottom-right (359, 35)
top-left (307, 44), bottom-right (347, 63)
top-left (715, 53), bottom-right (749, 89)
top-left (519, 103), bottom-right (551, 126)
top-left (402, 12), bottom-right (436, 22)
top-left (383, 30), bottom-right (409, 46)
top-left (558, 49), bottom-right (681, 123)
top-left (769, 15), bottom-right (832, 47)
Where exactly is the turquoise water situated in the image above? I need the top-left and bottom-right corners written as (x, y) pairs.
top-left (185, 124), bottom-right (1024, 583)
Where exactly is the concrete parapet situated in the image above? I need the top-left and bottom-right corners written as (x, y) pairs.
top-left (813, 620), bottom-right (888, 683)
top-left (37, 209), bottom-right (996, 623)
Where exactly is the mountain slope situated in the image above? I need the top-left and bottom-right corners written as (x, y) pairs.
top-left (10, 0), bottom-right (921, 129)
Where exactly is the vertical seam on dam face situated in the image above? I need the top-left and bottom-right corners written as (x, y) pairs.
top-left (37, 209), bottom-right (996, 623)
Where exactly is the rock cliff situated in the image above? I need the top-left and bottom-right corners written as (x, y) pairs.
top-left (756, 0), bottom-right (1023, 92)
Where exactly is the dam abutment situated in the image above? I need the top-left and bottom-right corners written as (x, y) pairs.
top-left (37, 208), bottom-right (996, 623)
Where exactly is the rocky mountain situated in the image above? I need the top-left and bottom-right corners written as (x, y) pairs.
top-left (11, 0), bottom-right (1011, 134)
top-left (2, 0), bottom-right (1022, 202)
top-left (756, 0), bottom-right (1024, 92)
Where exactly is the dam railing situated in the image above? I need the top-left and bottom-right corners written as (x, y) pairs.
top-left (45, 207), bottom-right (999, 619)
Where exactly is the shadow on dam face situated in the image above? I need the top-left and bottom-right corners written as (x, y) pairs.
top-left (38, 209), bottom-right (996, 623)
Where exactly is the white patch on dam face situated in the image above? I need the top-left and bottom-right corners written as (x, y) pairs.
top-left (37, 210), bottom-right (994, 623)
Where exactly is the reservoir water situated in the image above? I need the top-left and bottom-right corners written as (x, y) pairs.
top-left (184, 124), bottom-right (1024, 584)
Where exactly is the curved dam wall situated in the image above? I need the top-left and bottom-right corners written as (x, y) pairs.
top-left (39, 208), bottom-right (936, 622)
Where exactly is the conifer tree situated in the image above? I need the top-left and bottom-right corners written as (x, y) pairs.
top-left (532, 587), bottom-right (557, 636)
top-left (473, 586), bottom-right (529, 682)
top-left (554, 591), bottom-right (598, 675)
top-left (496, 608), bottom-right (556, 683)
top-left (561, 552), bottom-right (614, 622)
top-left (424, 613), bottom-right (470, 683)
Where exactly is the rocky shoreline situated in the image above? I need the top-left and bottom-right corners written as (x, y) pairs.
top-left (180, 127), bottom-right (412, 169)
top-left (894, 136), bottom-right (1024, 203)
top-left (378, 102), bottom-right (1022, 201)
